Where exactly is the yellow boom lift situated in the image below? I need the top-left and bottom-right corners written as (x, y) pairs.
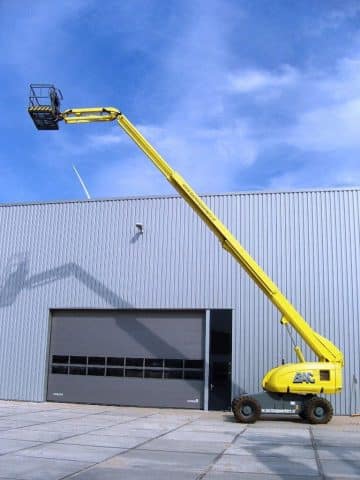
top-left (28, 84), bottom-right (344, 424)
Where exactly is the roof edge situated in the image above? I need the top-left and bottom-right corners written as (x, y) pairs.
top-left (0, 186), bottom-right (359, 208)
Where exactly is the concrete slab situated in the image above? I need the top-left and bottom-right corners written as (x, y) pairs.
top-left (312, 430), bottom-right (360, 447)
top-left (59, 433), bottom-right (150, 449)
top-left (17, 442), bottom-right (123, 463)
top-left (213, 453), bottom-right (319, 476)
top-left (99, 426), bottom-right (163, 438)
top-left (103, 449), bottom-right (217, 472)
top-left (51, 414), bottom-right (126, 427)
top-left (21, 421), bottom-right (99, 434)
top-left (98, 424), bottom-right (168, 437)
top-left (0, 419), bottom-right (42, 429)
top-left (8, 410), bottom-right (86, 421)
top-left (161, 430), bottom-right (236, 443)
top-left (226, 443), bottom-right (316, 459)
top-left (44, 416), bottom-right (124, 428)
top-left (0, 427), bottom-right (79, 443)
top-left (0, 454), bottom-right (90, 480)
top-left (245, 426), bottom-right (311, 436)
top-left (139, 438), bottom-right (229, 454)
top-left (72, 466), bottom-right (199, 479)
top-left (321, 459), bottom-right (360, 478)
top-left (235, 431), bottom-right (312, 446)
top-left (0, 438), bottom-right (40, 455)
top-left (181, 423), bottom-right (244, 434)
top-left (121, 420), bottom-right (185, 430)
top-left (317, 445), bottom-right (360, 461)
top-left (205, 473), bottom-right (322, 480)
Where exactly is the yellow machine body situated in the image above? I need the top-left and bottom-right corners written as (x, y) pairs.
top-left (28, 98), bottom-right (344, 403)
top-left (262, 362), bottom-right (342, 395)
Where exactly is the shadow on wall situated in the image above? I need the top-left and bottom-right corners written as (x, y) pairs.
top-left (0, 253), bottom-right (188, 360)
top-left (0, 253), bottom-right (130, 308)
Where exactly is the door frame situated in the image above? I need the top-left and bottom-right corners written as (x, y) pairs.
top-left (204, 309), bottom-right (233, 411)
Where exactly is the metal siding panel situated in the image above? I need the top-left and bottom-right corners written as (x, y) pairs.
top-left (0, 189), bottom-right (358, 414)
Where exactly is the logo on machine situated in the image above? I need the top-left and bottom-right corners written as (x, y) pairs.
top-left (293, 372), bottom-right (315, 384)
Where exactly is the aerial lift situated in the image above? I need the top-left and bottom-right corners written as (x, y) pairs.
top-left (28, 84), bottom-right (344, 424)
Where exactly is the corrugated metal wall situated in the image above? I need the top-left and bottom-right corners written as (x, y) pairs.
top-left (0, 189), bottom-right (358, 414)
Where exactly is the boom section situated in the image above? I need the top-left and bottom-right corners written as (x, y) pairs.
top-left (61, 107), bottom-right (343, 366)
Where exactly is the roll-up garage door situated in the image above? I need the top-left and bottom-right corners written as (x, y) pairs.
top-left (47, 310), bottom-right (205, 409)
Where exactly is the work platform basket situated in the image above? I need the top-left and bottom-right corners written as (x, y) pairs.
top-left (28, 84), bottom-right (63, 130)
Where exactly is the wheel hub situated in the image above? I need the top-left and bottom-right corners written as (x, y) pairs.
top-left (314, 406), bottom-right (325, 418)
top-left (241, 405), bottom-right (253, 416)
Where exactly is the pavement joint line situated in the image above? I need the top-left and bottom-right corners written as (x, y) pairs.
top-left (0, 439), bottom-right (46, 458)
top-left (0, 407), bottom-right (154, 436)
top-left (195, 426), bottom-right (248, 480)
top-left (58, 413), bottom-right (203, 480)
top-left (0, 406), bottom-right (67, 419)
top-left (15, 410), bottom-right (163, 449)
top-left (2, 411), bottom-right (167, 479)
top-left (309, 426), bottom-right (325, 480)
top-left (0, 412), bottom-right (129, 460)
top-left (0, 409), bottom-right (162, 461)
top-left (0, 408), bottom-right (112, 433)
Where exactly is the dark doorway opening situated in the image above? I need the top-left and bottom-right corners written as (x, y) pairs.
top-left (209, 309), bottom-right (232, 411)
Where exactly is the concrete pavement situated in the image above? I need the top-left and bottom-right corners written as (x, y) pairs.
top-left (0, 400), bottom-right (358, 479)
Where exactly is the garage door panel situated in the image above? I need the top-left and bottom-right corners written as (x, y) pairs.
top-left (50, 311), bottom-right (203, 358)
top-left (47, 376), bottom-right (203, 408)
top-left (47, 310), bottom-right (204, 409)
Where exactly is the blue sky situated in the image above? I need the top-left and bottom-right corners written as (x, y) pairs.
top-left (1, 0), bottom-right (360, 203)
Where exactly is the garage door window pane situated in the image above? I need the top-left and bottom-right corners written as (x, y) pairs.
top-left (88, 357), bottom-right (105, 365)
top-left (126, 358), bottom-right (143, 367)
top-left (164, 370), bottom-right (183, 379)
top-left (125, 369), bottom-right (143, 378)
top-left (145, 359), bottom-right (163, 368)
top-left (70, 356), bottom-right (87, 365)
top-left (184, 360), bottom-right (203, 369)
top-left (144, 369), bottom-right (163, 379)
top-left (106, 368), bottom-right (124, 377)
top-left (165, 359), bottom-right (183, 368)
top-left (88, 367), bottom-right (105, 376)
top-left (184, 370), bottom-right (203, 380)
top-left (107, 357), bottom-right (124, 366)
top-left (53, 355), bottom-right (69, 364)
top-left (52, 365), bottom-right (68, 374)
top-left (70, 366), bottom-right (86, 375)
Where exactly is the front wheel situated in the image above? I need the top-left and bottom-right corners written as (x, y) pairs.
top-left (232, 396), bottom-right (261, 423)
top-left (304, 397), bottom-right (333, 424)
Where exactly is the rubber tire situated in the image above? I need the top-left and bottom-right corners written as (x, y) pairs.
top-left (304, 397), bottom-right (333, 424)
top-left (232, 396), bottom-right (261, 424)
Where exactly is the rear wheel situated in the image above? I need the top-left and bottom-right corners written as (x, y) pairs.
top-left (304, 397), bottom-right (333, 424)
top-left (232, 396), bottom-right (261, 423)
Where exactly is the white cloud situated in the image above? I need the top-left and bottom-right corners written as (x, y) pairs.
top-left (275, 56), bottom-right (360, 155)
top-left (228, 65), bottom-right (298, 94)
top-left (287, 98), bottom-right (360, 151)
top-left (89, 120), bottom-right (258, 196)
top-left (87, 131), bottom-right (125, 148)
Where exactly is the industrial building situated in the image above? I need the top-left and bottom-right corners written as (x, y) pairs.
top-left (0, 187), bottom-right (358, 415)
